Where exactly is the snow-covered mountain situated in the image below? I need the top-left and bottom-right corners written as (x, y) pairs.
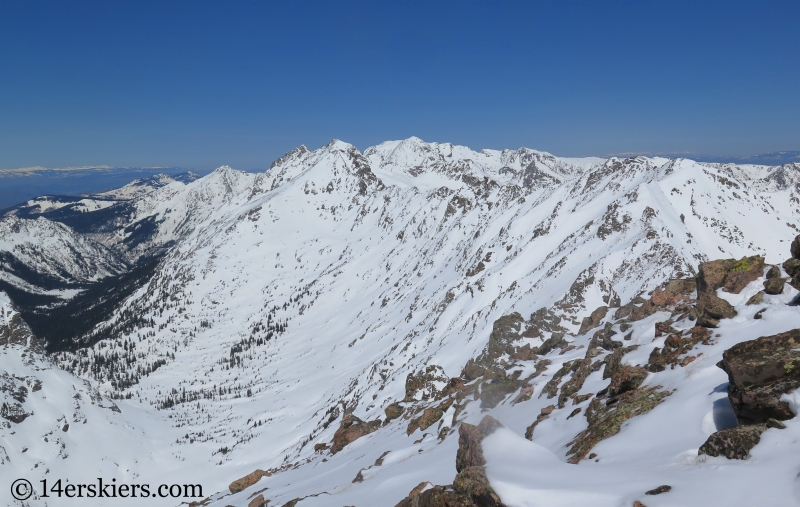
top-left (3, 138), bottom-right (800, 506)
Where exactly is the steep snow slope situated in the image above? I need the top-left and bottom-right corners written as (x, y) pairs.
top-left (29, 139), bottom-right (798, 506)
top-left (0, 291), bottom-right (214, 507)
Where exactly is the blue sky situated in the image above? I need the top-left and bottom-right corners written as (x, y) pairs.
top-left (1, 0), bottom-right (798, 171)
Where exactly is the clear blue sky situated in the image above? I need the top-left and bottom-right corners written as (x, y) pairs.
top-left (1, 0), bottom-right (798, 171)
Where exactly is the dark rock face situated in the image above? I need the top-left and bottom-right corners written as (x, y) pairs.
top-left (718, 329), bottom-right (800, 424)
top-left (330, 414), bottom-right (382, 454)
top-left (395, 416), bottom-right (506, 507)
top-left (699, 424), bottom-right (767, 460)
top-left (783, 257), bottom-right (800, 277)
top-left (578, 306), bottom-right (608, 335)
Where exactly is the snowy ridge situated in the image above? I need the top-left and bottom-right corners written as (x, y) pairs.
top-left (2, 138), bottom-right (800, 506)
top-left (0, 216), bottom-right (126, 293)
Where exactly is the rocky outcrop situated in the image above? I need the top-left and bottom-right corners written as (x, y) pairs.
top-left (699, 328), bottom-right (800, 460)
top-left (479, 368), bottom-right (523, 409)
top-left (407, 405), bottom-right (448, 435)
top-left (578, 306), bottom-right (608, 335)
top-left (384, 402), bottom-right (404, 424)
top-left (394, 416), bottom-right (506, 507)
top-left (763, 266), bottom-right (786, 295)
top-left (330, 414), bottom-right (382, 454)
top-left (229, 469), bottom-right (270, 494)
top-left (405, 365), bottom-right (450, 402)
top-left (567, 386), bottom-right (671, 463)
top-left (694, 256), bottom-right (764, 327)
top-left (607, 366), bottom-right (648, 398)
top-left (717, 329), bottom-right (800, 424)
top-left (647, 326), bottom-right (711, 372)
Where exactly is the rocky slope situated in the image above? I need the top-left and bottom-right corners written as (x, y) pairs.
top-left (2, 138), bottom-right (800, 506)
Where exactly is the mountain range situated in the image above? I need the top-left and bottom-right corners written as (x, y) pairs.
top-left (2, 137), bottom-right (800, 506)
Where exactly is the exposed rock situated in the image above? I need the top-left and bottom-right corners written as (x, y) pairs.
top-left (394, 416), bottom-right (506, 507)
top-left (525, 405), bottom-right (555, 440)
top-left (557, 359), bottom-right (593, 408)
top-left (331, 414), bottom-right (382, 454)
top-left (407, 405), bottom-right (446, 435)
top-left (645, 485), bottom-right (672, 495)
top-left (647, 326), bottom-right (710, 372)
top-left (766, 265), bottom-right (781, 279)
top-left (697, 293), bottom-right (736, 321)
top-left (746, 291), bottom-right (765, 305)
top-left (456, 416), bottom-right (504, 471)
top-left (479, 369), bottom-right (522, 409)
top-left (783, 257), bottom-right (800, 277)
top-left (537, 332), bottom-right (567, 355)
top-left (696, 256), bottom-right (765, 295)
top-left (791, 234), bottom-right (800, 259)
top-left (698, 424), bottom-right (767, 460)
top-left (0, 402), bottom-right (30, 424)
top-left (229, 469), bottom-right (270, 494)
top-left (718, 329), bottom-right (800, 424)
top-left (313, 443), bottom-right (328, 452)
top-left (766, 418), bottom-right (787, 430)
top-left (651, 289), bottom-right (686, 307)
top-left (405, 365), bottom-right (450, 402)
top-left (384, 402), bottom-right (404, 424)
top-left (476, 313), bottom-right (524, 366)
top-left (587, 323), bottom-right (622, 352)
top-left (665, 277), bottom-right (696, 295)
top-left (763, 276), bottom-right (786, 295)
top-left (248, 494), bottom-right (267, 507)
top-left (602, 345), bottom-right (639, 380)
top-left (461, 360), bottom-right (487, 381)
top-left (607, 366), bottom-right (648, 398)
top-left (578, 306), bottom-right (608, 335)
top-left (566, 386), bottom-right (671, 463)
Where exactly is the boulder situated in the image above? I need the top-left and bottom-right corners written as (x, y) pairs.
top-left (697, 293), bottom-right (736, 320)
top-left (698, 424), bottom-right (767, 460)
top-left (331, 414), bottom-right (382, 454)
top-left (763, 277), bottom-right (786, 295)
top-left (696, 256), bottom-right (765, 295)
top-left (782, 257), bottom-right (800, 277)
top-left (229, 469), bottom-right (270, 494)
top-left (718, 329), bottom-right (800, 424)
